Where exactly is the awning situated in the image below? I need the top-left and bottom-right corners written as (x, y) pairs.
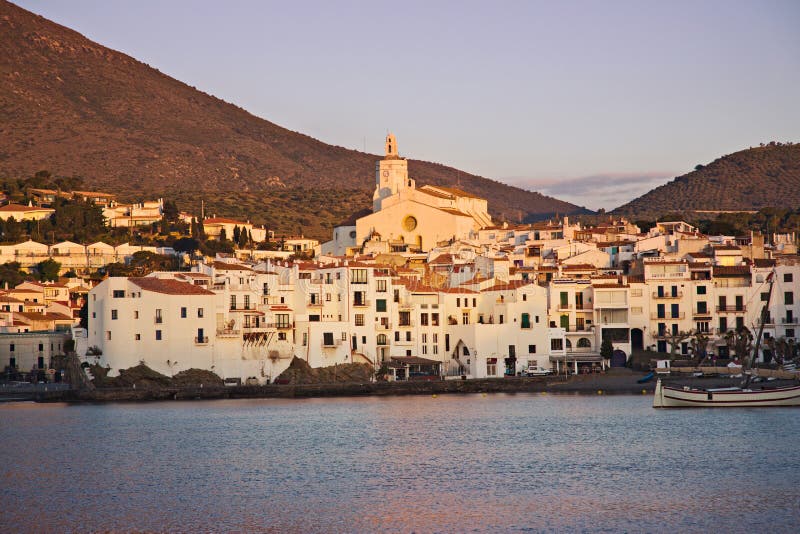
top-left (549, 353), bottom-right (604, 363)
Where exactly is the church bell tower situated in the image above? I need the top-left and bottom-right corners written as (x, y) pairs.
top-left (373, 133), bottom-right (414, 212)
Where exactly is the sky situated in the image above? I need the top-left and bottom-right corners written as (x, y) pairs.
top-left (16, 0), bottom-right (800, 210)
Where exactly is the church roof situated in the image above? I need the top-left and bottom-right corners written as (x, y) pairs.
top-left (422, 185), bottom-right (482, 199)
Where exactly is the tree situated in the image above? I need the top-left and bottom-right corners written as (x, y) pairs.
top-left (219, 228), bottom-right (227, 242)
top-left (0, 261), bottom-right (27, 288)
top-left (172, 237), bottom-right (199, 254)
top-left (232, 225), bottom-right (241, 244)
top-left (662, 330), bottom-right (692, 359)
top-left (689, 329), bottom-right (710, 365)
top-left (36, 258), bottom-right (61, 282)
top-left (600, 338), bottom-right (614, 360)
top-left (79, 301), bottom-right (88, 328)
top-left (162, 200), bottom-right (179, 222)
top-left (725, 327), bottom-right (754, 365)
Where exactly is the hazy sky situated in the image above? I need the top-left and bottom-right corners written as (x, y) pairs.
top-left (16, 0), bottom-right (800, 210)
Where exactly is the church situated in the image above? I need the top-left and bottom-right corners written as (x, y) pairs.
top-left (322, 134), bottom-right (492, 255)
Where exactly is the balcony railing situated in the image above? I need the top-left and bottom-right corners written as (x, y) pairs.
top-left (352, 299), bottom-right (371, 308)
top-left (375, 322), bottom-right (392, 330)
top-left (692, 309), bottom-right (712, 317)
top-left (230, 305), bottom-right (256, 311)
top-left (650, 312), bottom-right (686, 320)
top-left (154, 317), bottom-right (163, 324)
top-left (783, 318), bottom-right (799, 325)
top-left (322, 339), bottom-right (342, 347)
top-left (216, 328), bottom-right (241, 337)
top-left (563, 324), bottom-right (594, 333)
top-left (307, 299), bottom-right (324, 307)
top-left (194, 336), bottom-right (209, 344)
top-left (652, 291), bottom-right (683, 299)
top-left (716, 305), bottom-right (746, 313)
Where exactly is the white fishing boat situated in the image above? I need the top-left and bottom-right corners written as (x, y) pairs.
top-left (653, 379), bottom-right (800, 408)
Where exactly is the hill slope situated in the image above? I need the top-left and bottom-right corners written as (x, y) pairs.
top-left (613, 144), bottom-right (800, 217)
top-left (0, 0), bottom-right (585, 237)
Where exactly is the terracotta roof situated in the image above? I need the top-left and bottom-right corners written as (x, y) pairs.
top-left (204, 217), bottom-right (247, 225)
top-left (211, 261), bottom-right (252, 271)
top-left (754, 259), bottom-right (776, 268)
top-left (429, 253), bottom-right (454, 265)
top-left (421, 185), bottom-right (482, 199)
top-left (482, 280), bottom-right (534, 292)
top-left (130, 278), bottom-right (215, 296)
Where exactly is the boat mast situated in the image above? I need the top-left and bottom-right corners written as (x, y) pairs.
top-left (747, 270), bottom-right (775, 372)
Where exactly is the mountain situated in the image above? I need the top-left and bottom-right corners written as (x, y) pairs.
top-left (613, 144), bottom-right (800, 217)
top-left (0, 1), bottom-right (586, 239)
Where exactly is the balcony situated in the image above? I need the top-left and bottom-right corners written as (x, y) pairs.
top-left (652, 291), bottom-right (683, 299)
top-left (307, 298), bottom-right (324, 307)
top-left (563, 324), bottom-right (594, 333)
top-left (650, 312), bottom-right (686, 320)
top-left (216, 328), bottom-right (241, 338)
top-left (692, 309), bottom-right (713, 318)
top-left (375, 322), bottom-right (392, 331)
top-left (783, 318), bottom-right (799, 325)
top-left (716, 306), bottom-right (746, 313)
top-left (321, 339), bottom-right (342, 348)
top-left (352, 299), bottom-right (371, 308)
top-left (154, 317), bottom-right (163, 324)
top-left (398, 320), bottom-right (415, 328)
top-left (230, 305), bottom-right (256, 312)
top-left (194, 336), bottom-right (209, 344)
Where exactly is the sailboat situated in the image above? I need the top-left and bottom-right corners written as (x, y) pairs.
top-left (653, 271), bottom-right (800, 408)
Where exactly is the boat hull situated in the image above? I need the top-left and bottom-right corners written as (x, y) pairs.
top-left (653, 379), bottom-right (800, 408)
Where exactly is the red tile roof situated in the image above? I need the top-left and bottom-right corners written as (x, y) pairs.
top-left (130, 278), bottom-right (216, 296)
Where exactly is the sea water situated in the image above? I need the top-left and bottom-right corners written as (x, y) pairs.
top-left (2, 394), bottom-right (799, 532)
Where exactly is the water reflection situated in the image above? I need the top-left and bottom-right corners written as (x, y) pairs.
top-left (1, 395), bottom-right (799, 532)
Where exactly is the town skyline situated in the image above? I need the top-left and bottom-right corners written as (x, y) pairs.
top-left (14, 0), bottom-right (800, 210)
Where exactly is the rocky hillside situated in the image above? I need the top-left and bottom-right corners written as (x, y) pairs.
top-left (614, 143), bottom-right (800, 217)
top-left (0, 0), bottom-right (585, 237)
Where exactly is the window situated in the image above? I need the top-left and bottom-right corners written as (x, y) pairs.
top-left (521, 313), bottom-right (531, 329)
top-left (352, 269), bottom-right (368, 284)
top-left (112, 290), bottom-right (125, 298)
top-left (528, 345), bottom-right (536, 354)
top-left (134, 310), bottom-right (139, 319)
top-left (342, 332), bottom-right (347, 341)
top-left (198, 308), bottom-right (204, 318)
top-left (697, 302), bottom-right (707, 314)
top-left (462, 312), bottom-right (470, 325)
top-left (406, 331), bottom-right (412, 341)
top-left (786, 292), bottom-right (794, 305)
top-left (197, 328), bottom-right (205, 343)
top-left (181, 307), bottom-right (187, 318)
top-left (473, 298), bottom-right (476, 307)
top-left (39, 343), bottom-right (44, 351)
top-left (761, 292), bottom-right (770, 302)
top-left (278, 332), bottom-right (287, 341)
top-left (276, 314), bottom-right (290, 328)
top-left (486, 360), bottom-right (497, 376)
top-left (696, 286), bottom-right (706, 295)
top-left (422, 345), bottom-right (428, 355)
top-left (399, 311), bottom-right (411, 327)
top-left (244, 295), bottom-right (251, 310)
top-left (785, 273), bottom-right (794, 283)
top-left (230, 295), bottom-right (237, 310)
top-left (9, 344), bottom-right (14, 352)
top-left (377, 334), bottom-right (388, 345)
top-left (719, 317), bottom-right (728, 333)
top-left (135, 334), bottom-right (141, 340)
top-left (433, 344), bottom-right (438, 355)
top-left (696, 321), bottom-right (709, 333)
top-left (422, 333), bottom-right (428, 344)
top-left (523, 294), bottom-right (527, 301)
top-left (376, 280), bottom-right (387, 292)
top-left (326, 293), bottom-right (331, 301)
top-left (420, 313), bottom-right (429, 326)
top-left (323, 332), bottom-right (334, 346)
top-left (376, 299), bottom-right (387, 312)
top-left (155, 309), bottom-right (163, 324)
top-left (155, 330), bottom-right (162, 340)
top-left (302, 333), bottom-right (308, 346)
top-left (551, 339), bottom-right (563, 351)
top-left (432, 313), bottom-right (439, 326)
top-left (786, 329), bottom-right (795, 339)
top-left (395, 331), bottom-right (400, 341)
top-left (508, 345), bottom-right (516, 358)
top-left (111, 310), bottom-right (118, 320)
top-left (354, 314), bottom-right (365, 326)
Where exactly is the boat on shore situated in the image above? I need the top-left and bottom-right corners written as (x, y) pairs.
top-left (653, 378), bottom-right (800, 408)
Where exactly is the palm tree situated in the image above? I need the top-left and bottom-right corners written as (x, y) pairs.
top-left (724, 327), bottom-right (754, 366)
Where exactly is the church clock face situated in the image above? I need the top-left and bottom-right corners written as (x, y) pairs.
top-left (382, 170), bottom-right (389, 177)
top-left (402, 215), bottom-right (417, 231)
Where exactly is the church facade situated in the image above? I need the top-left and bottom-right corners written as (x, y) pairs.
top-left (323, 134), bottom-right (492, 255)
